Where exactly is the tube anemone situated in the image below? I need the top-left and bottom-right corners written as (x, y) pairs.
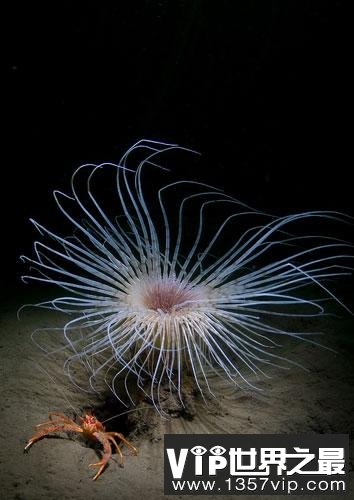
top-left (22, 140), bottom-right (353, 413)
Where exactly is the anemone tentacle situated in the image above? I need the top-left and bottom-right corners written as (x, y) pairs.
top-left (22, 140), bottom-right (353, 413)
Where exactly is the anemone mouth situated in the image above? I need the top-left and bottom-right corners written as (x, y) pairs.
top-left (127, 277), bottom-right (207, 315)
top-left (142, 279), bottom-right (199, 313)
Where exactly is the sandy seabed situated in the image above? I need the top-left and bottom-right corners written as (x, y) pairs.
top-left (1, 287), bottom-right (353, 500)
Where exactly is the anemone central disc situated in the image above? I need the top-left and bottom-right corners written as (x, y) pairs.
top-left (141, 279), bottom-right (199, 313)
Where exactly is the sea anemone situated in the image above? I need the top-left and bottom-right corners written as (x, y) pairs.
top-left (21, 140), bottom-right (353, 413)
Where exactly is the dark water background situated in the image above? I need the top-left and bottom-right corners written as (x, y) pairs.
top-left (3, 2), bottom-right (352, 289)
